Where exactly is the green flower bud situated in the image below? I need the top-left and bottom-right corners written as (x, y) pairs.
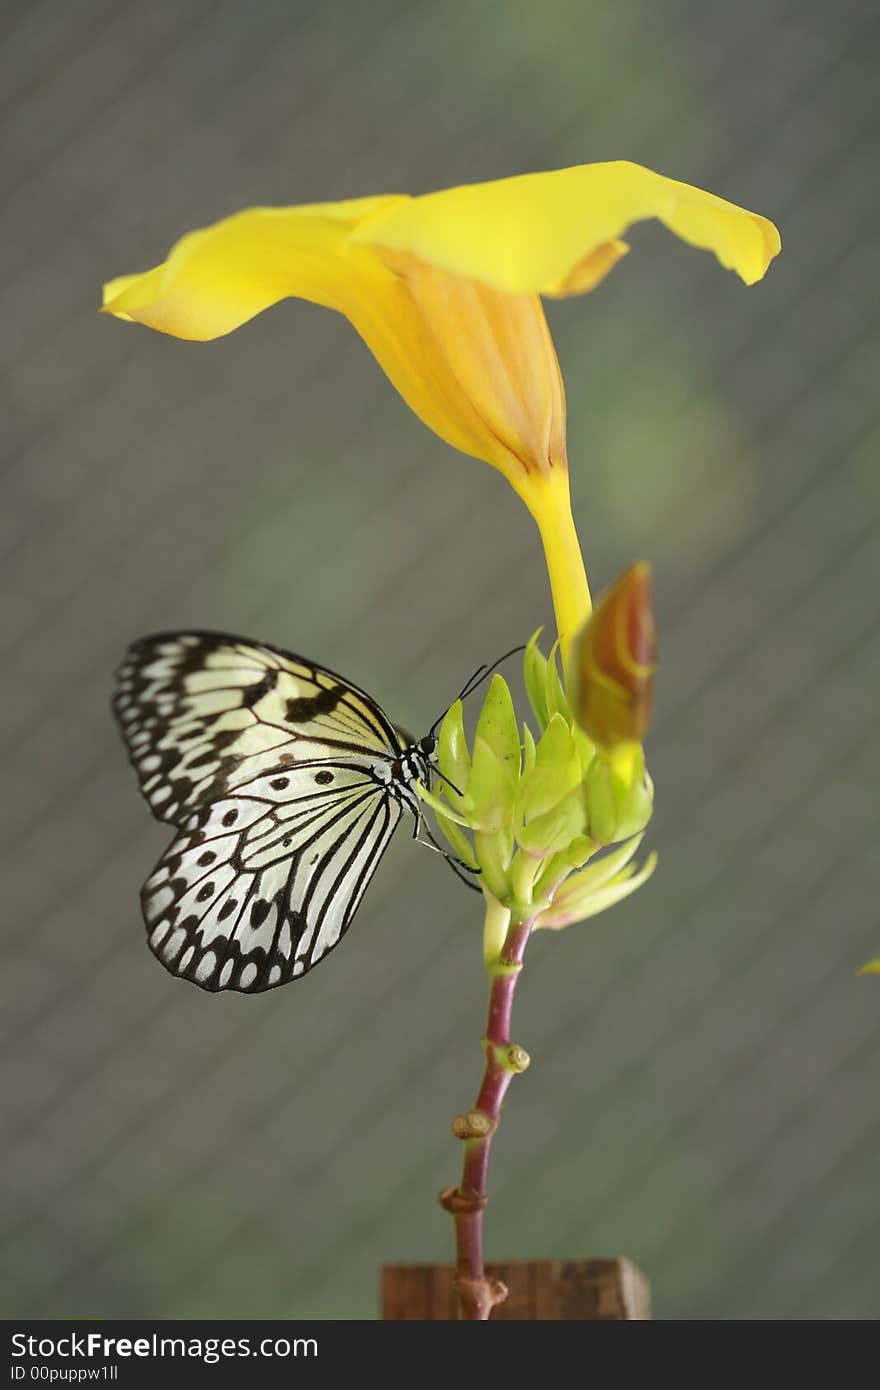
top-left (517, 783), bottom-right (588, 855)
top-left (474, 674), bottom-right (521, 777)
top-left (536, 839), bottom-right (658, 930)
top-left (437, 699), bottom-right (470, 808)
top-left (474, 827), bottom-right (514, 902)
top-left (523, 631), bottom-right (550, 730)
top-left (517, 714), bottom-right (580, 822)
top-left (426, 637), bottom-right (656, 930)
top-left (571, 722), bottom-right (597, 778)
top-left (466, 735), bottom-right (517, 832)
top-left (433, 805), bottom-right (479, 870)
top-left (509, 848), bottom-right (545, 909)
top-left (583, 756), bottom-right (618, 845)
top-left (543, 641), bottom-right (572, 724)
top-left (611, 766), bottom-right (654, 841)
top-left (583, 743), bottom-right (654, 846)
top-left (532, 835), bottom-right (595, 902)
top-left (522, 723), bottom-right (537, 775)
top-left (571, 562), bottom-right (656, 749)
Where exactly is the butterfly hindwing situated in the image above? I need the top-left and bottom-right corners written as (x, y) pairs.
top-left (114, 632), bottom-right (414, 993)
top-left (143, 762), bottom-right (403, 992)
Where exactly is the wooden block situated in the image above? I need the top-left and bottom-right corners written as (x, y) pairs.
top-left (381, 1257), bottom-right (651, 1320)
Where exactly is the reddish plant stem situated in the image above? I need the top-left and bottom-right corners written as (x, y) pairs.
top-left (440, 916), bottom-right (534, 1320)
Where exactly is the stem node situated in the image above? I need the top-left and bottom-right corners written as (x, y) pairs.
top-left (453, 1273), bottom-right (509, 1319)
top-left (492, 959), bottom-right (523, 978)
top-left (438, 1186), bottom-right (488, 1216)
top-left (451, 1109), bottom-right (496, 1140)
top-left (506, 1043), bottom-right (531, 1072)
top-left (481, 1039), bottom-right (531, 1073)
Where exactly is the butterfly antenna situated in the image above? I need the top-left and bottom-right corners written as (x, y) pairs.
top-left (432, 765), bottom-right (465, 799)
top-left (429, 644), bottom-right (526, 737)
top-left (456, 663), bottom-right (489, 703)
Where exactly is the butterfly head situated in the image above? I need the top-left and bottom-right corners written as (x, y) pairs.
top-left (418, 732), bottom-right (437, 759)
top-left (396, 731), bottom-right (437, 789)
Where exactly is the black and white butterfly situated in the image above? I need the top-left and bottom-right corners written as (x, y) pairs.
top-left (114, 631), bottom-right (496, 995)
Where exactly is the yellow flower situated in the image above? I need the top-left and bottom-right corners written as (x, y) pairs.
top-left (102, 162), bottom-right (780, 655)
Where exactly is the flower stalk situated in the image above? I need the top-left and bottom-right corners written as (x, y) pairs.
top-left (440, 903), bottom-right (534, 1320)
top-left (527, 468), bottom-right (592, 669)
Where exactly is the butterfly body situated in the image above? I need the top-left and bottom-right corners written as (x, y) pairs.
top-left (114, 632), bottom-right (437, 994)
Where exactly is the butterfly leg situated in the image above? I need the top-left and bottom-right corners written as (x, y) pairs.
top-left (435, 846), bottom-right (482, 892)
top-left (413, 815), bottom-right (482, 892)
top-left (396, 784), bottom-right (480, 890)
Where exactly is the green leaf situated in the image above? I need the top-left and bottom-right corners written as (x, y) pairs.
top-left (517, 784), bottom-right (588, 855)
top-left (571, 722), bottom-right (597, 777)
top-left (509, 848), bottom-right (545, 910)
top-left (517, 714), bottom-right (580, 821)
top-left (610, 763), bottom-right (654, 841)
top-left (545, 834), bottom-right (646, 903)
top-left (522, 723), bottom-right (537, 775)
top-left (437, 700), bottom-right (470, 808)
top-left (538, 851), bottom-right (658, 929)
top-left (532, 834), bottom-right (595, 901)
top-left (535, 712), bottom-right (576, 770)
top-left (466, 735), bottom-right (517, 831)
top-left (523, 631), bottom-right (549, 729)
top-left (416, 782), bottom-right (471, 827)
top-left (474, 674), bottom-right (521, 778)
top-left (433, 807), bottom-right (479, 871)
top-left (474, 828), bottom-right (513, 902)
top-left (583, 749), bottom-right (654, 846)
top-left (544, 641), bottom-right (572, 723)
top-left (583, 756), bottom-right (617, 845)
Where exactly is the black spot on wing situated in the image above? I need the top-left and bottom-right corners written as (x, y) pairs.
top-left (285, 685), bottom-right (347, 722)
top-left (170, 776), bottom-right (195, 808)
top-left (250, 899), bottom-right (271, 928)
top-left (242, 669), bottom-right (278, 707)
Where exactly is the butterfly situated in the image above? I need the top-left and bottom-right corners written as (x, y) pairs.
top-left (114, 631), bottom-right (506, 995)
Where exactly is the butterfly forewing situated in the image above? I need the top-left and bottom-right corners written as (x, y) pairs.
top-left (114, 632), bottom-right (413, 993)
top-left (114, 632), bottom-right (404, 824)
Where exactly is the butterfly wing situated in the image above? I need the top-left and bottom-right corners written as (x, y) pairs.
top-left (114, 632), bottom-right (408, 992)
top-left (114, 631), bottom-right (405, 824)
top-left (143, 763), bottom-right (403, 992)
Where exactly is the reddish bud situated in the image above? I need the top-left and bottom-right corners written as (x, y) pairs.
top-left (572, 562), bottom-right (656, 747)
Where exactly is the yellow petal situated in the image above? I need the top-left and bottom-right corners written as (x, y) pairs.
top-left (374, 248), bottom-right (567, 492)
top-left (103, 202), bottom-right (567, 492)
top-left (543, 239), bottom-right (629, 298)
top-left (355, 161), bottom-right (780, 293)
top-left (102, 196), bottom-right (406, 340)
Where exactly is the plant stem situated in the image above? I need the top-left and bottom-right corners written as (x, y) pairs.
top-left (440, 903), bottom-right (535, 1320)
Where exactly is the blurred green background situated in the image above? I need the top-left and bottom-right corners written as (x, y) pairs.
top-left (2, 0), bottom-right (878, 1320)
